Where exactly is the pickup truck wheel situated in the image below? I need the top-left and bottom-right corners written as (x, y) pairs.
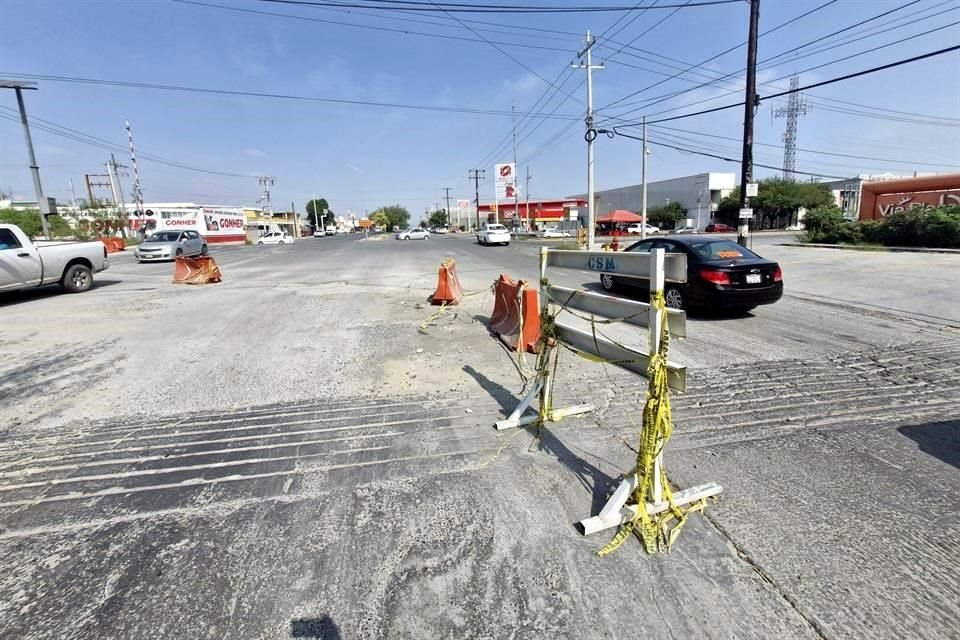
top-left (61, 264), bottom-right (93, 293)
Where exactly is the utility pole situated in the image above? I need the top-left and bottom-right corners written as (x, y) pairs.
top-left (738, 0), bottom-right (761, 247)
top-left (641, 115), bottom-right (649, 241)
top-left (443, 186), bottom-right (452, 228)
top-left (512, 101), bottom-right (519, 230)
top-left (106, 153), bottom-right (128, 237)
top-left (1, 80), bottom-right (51, 237)
top-left (468, 169), bottom-right (485, 230)
top-left (574, 30), bottom-right (603, 250)
top-left (524, 166), bottom-right (531, 231)
top-left (85, 174), bottom-right (111, 207)
top-left (773, 75), bottom-right (811, 181)
top-left (69, 177), bottom-right (78, 208)
top-left (258, 176), bottom-right (275, 216)
top-left (125, 120), bottom-right (145, 234)
top-left (695, 174), bottom-right (706, 231)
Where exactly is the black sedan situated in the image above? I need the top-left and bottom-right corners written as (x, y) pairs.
top-left (599, 236), bottom-right (783, 312)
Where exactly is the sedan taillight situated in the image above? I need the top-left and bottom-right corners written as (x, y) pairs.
top-left (699, 268), bottom-right (731, 285)
top-left (774, 266), bottom-right (783, 282)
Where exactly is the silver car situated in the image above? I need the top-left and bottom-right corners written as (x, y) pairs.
top-left (134, 230), bottom-right (206, 262)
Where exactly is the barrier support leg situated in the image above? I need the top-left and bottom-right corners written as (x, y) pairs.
top-left (579, 482), bottom-right (723, 536)
top-left (495, 380), bottom-right (542, 431)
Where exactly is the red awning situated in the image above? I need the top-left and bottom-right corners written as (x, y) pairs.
top-left (597, 209), bottom-right (642, 223)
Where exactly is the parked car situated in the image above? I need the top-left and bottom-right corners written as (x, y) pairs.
top-left (599, 236), bottom-right (783, 313)
top-left (134, 230), bottom-right (206, 262)
top-left (325, 225), bottom-right (336, 234)
top-left (258, 231), bottom-right (293, 245)
top-left (625, 223), bottom-right (660, 235)
top-left (539, 227), bottom-right (572, 238)
top-left (671, 225), bottom-right (698, 234)
top-left (705, 223), bottom-right (736, 233)
top-left (0, 223), bottom-right (110, 294)
top-left (477, 223), bottom-right (511, 246)
top-left (313, 229), bottom-right (326, 238)
top-left (396, 228), bottom-right (430, 240)
top-left (431, 227), bottom-right (449, 234)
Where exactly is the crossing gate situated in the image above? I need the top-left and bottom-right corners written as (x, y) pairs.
top-left (495, 247), bottom-right (722, 553)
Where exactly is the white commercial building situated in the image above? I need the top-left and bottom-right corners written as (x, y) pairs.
top-left (571, 172), bottom-right (736, 230)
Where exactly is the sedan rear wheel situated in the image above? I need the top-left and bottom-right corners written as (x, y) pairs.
top-left (600, 273), bottom-right (616, 291)
top-left (664, 286), bottom-right (686, 310)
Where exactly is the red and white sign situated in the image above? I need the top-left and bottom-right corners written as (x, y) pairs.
top-left (495, 163), bottom-right (515, 184)
top-left (131, 207), bottom-right (246, 243)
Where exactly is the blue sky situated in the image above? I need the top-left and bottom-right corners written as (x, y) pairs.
top-left (1, 0), bottom-right (958, 220)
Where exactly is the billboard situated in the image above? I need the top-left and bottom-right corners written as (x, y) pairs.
top-left (495, 163), bottom-right (517, 200)
top-left (136, 207), bottom-right (246, 243)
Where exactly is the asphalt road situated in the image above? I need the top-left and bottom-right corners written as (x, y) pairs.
top-left (1, 232), bottom-right (958, 639)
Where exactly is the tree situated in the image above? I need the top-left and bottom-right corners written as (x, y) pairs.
top-left (715, 179), bottom-right (834, 229)
top-left (371, 204), bottom-right (410, 230)
top-left (646, 201), bottom-right (685, 226)
top-left (305, 198), bottom-right (331, 227)
top-left (428, 209), bottom-right (448, 229)
top-left (0, 208), bottom-right (74, 239)
top-left (370, 211), bottom-right (391, 230)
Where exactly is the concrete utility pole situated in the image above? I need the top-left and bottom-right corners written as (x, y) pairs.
top-left (512, 101), bottom-right (519, 230)
top-left (1, 80), bottom-right (51, 237)
top-left (574, 30), bottom-right (603, 250)
top-left (106, 153), bottom-right (128, 237)
top-left (738, 0), bottom-right (761, 247)
top-left (641, 115), bottom-right (649, 240)
top-left (468, 169), bottom-right (485, 230)
top-left (524, 166), bottom-right (531, 231)
top-left (443, 186), bottom-right (452, 228)
top-left (258, 176), bottom-right (275, 216)
top-left (69, 177), bottom-right (78, 208)
top-left (695, 174), bottom-right (706, 231)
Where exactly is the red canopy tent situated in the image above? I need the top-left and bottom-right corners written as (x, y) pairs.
top-left (597, 209), bottom-right (643, 223)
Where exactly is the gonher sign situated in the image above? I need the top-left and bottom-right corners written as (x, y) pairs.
top-left (134, 208), bottom-right (246, 243)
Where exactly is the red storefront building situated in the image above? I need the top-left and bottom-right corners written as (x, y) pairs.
top-left (478, 198), bottom-right (587, 228)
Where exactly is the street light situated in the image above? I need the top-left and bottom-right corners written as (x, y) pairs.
top-left (0, 80), bottom-right (51, 237)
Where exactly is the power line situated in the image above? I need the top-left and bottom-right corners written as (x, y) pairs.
top-left (596, 0), bottom-right (841, 112)
top-left (254, 0), bottom-right (743, 14)
top-left (612, 129), bottom-right (849, 180)
top-left (0, 71), bottom-right (583, 120)
top-left (0, 107), bottom-right (253, 178)
top-left (599, 0), bottom-right (929, 120)
top-left (611, 43), bottom-right (960, 126)
top-left (172, 0), bottom-right (575, 52)
top-left (649, 124), bottom-right (960, 168)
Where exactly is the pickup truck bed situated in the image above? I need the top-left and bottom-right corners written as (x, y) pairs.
top-left (0, 223), bottom-right (111, 294)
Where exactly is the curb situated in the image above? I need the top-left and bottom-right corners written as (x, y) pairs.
top-left (782, 242), bottom-right (960, 255)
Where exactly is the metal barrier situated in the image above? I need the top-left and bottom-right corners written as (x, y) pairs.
top-left (495, 246), bottom-right (722, 547)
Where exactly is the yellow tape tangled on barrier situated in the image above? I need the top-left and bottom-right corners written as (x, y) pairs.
top-left (597, 291), bottom-right (706, 556)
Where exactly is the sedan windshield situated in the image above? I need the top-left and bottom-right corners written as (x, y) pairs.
top-left (488, 225), bottom-right (507, 231)
top-left (689, 240), bottom-right (759, 260)
top-left (146, 232), bottom-right (180, 242)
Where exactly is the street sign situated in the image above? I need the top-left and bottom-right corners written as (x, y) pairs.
top-left (495, 163), bottom-right (515, 184)
top-left (738, 208), bottom-right (754, 219)
top-left (568, 208), bottom-right (579, 221)
top-left (746, 182), bottom-right (759, 197)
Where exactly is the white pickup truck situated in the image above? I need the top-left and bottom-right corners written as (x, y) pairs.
top-left (0, 223), bottom-right (110, 294)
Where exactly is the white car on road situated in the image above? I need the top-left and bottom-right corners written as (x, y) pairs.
top-left (477, 223), bottom-right (511, 246)
top-left (538, 227), bottom-right (571, 238)
top-left (396, 228), bottom-right (430, 240)
top-left (257, 231), bottom-right (293, 245)
top-left (0, 223), bottom-right (110, 294)
top-left (625, 223), bottom-right (660, 235)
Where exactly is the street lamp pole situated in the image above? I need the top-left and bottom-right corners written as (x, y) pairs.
top-left (2, 81), bottom-right (50, 237)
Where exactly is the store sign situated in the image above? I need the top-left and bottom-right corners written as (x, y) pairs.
top-left (875, 190), bottom-right (960, 216)
top-left (738, 208), bottom-right (754, 219)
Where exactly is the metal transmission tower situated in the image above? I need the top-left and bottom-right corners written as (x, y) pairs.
top-left (773, 76), bottom-right (811, 181)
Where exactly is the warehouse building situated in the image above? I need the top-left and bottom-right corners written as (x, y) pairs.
top-left (570, 172), bottom-right (736, 230)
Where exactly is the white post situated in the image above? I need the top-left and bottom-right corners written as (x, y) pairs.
top-left (649, 248), bottom-right (665, 505)
top-left (641, 115), bottom-right (648, 240)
